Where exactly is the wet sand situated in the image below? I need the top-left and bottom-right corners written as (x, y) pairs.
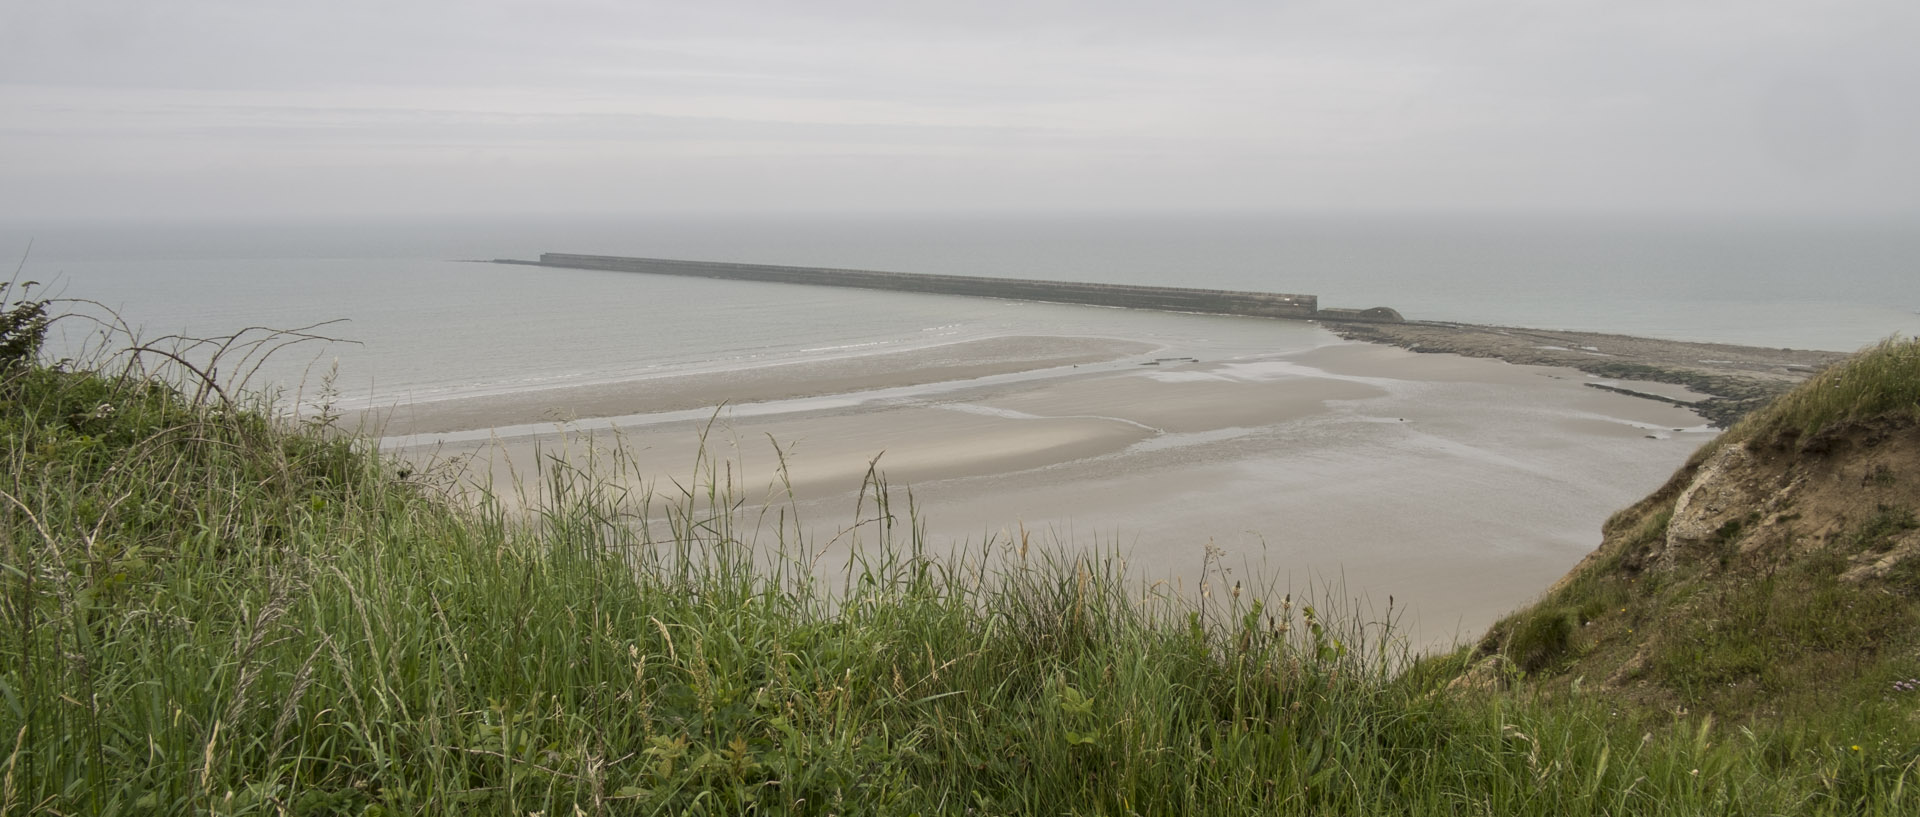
top-left (382, 327), bottom-right (1736, 649)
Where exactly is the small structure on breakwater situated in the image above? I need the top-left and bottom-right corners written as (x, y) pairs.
top-left (520, 253), bottom-right (1402, 323)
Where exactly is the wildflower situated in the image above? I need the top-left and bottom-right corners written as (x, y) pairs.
top-left (1852, 745), bottom-right (1862, 752)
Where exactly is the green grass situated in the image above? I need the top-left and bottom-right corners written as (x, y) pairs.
top-left (3, 306), bottom-right (1917, 814)
top-left (1524, 497), bottom-right (1920, 723)
top-left (1723, 337), bottom-right (1920, 445)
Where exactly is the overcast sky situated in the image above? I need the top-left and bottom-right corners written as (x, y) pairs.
top-left (2, 1), bottom-right (1915, 222)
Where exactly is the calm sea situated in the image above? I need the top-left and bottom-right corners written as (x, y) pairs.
top-left (5, 212), bottom-right (1916, 410)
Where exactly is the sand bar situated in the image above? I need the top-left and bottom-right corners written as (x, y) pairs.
top-left (366, 334), bottom-right (1154, 436)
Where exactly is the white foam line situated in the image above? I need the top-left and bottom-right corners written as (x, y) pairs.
top-left (1120, 426), bottom-right (1264, 453)
top-left (1560, 407), bottom-right (1717, 434)
top-left (1392, 430), bottom-right (1566, 480)
top-left (938, 402), bottom-right (1162, 433)
top-left (1141, 359), bottom-right (1405, 390)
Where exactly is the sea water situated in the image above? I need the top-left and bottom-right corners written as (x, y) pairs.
top-left (5, 211), bottom-right (1916, 410)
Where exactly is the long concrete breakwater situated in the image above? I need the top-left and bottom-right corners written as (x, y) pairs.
top-left (521, 253), bottom-right (1404, 323)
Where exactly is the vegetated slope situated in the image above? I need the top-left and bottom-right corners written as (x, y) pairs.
top-left (1477, 338), bottom-right (1920, 720)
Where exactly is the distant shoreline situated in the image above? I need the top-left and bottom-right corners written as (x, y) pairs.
top-left (1321, 320), bottom-right (1849, 427)
top-left (490, 254), bottom-right (1845, 428)
top-left (479, 252), bottom-right (1850, 428)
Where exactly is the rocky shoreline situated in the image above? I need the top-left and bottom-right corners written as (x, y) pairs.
top-left (1322, 321), bottom-right (1851, 428)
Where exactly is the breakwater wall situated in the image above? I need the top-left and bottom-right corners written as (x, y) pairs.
top-left (532, 253), bottom-right (1402, 322)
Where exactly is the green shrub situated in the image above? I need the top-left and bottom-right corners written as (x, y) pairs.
top-left (0, 279), bottom-right (48, 372)
top-left (1506, 606), bottom-right (1579, 673)
top-left (1851, 505), bottom-right (1918, 554)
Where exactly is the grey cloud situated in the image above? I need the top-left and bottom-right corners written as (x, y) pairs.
top-left (1, 0), bottom-right (1915, 220)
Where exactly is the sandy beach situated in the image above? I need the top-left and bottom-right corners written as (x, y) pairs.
top-left (377, 323), bottom-right (1759, 648)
